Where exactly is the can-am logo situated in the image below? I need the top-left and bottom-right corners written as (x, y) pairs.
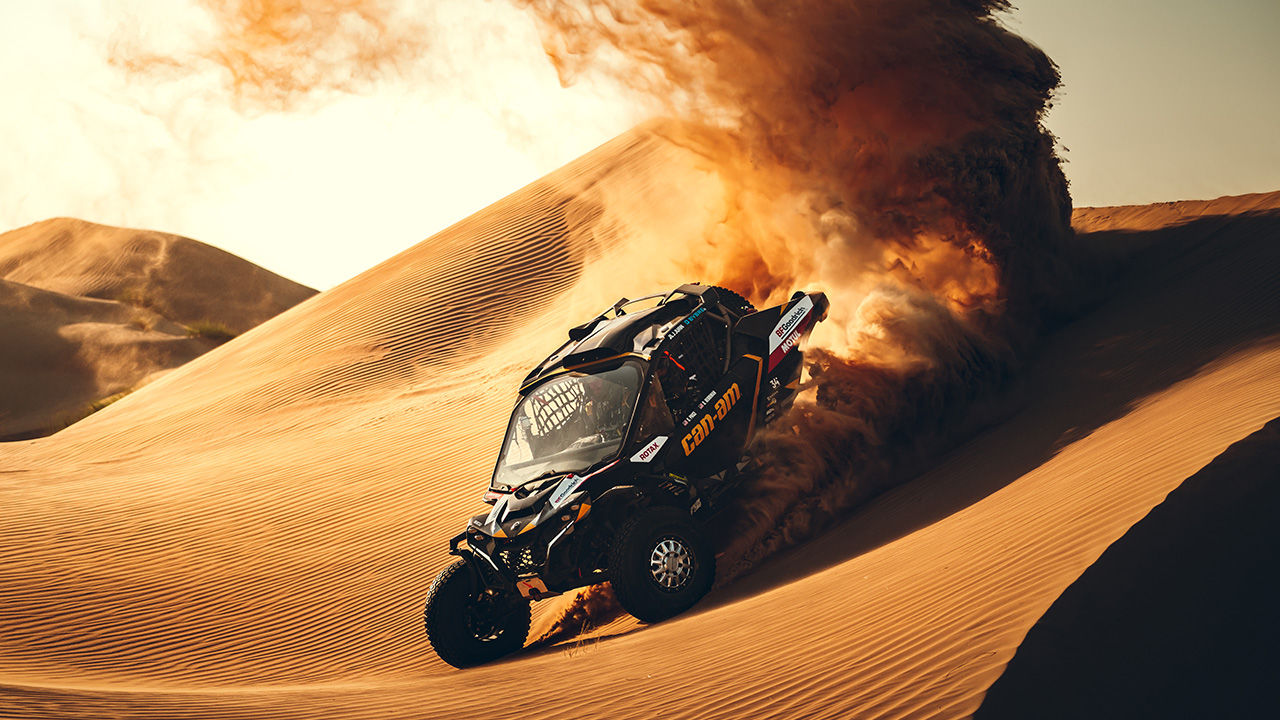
top-left (681, 383), bottom-right (741, 455)
top-left (630, 436), bottom-right (668, 463)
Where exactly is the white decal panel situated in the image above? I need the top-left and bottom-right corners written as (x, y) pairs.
top-left (630, 436), bottom-right (669, 463)
top-left (549, 474), bottom-right (585, 508)
top-left (485, 494), bottom-right (509, 525)
top-left (516, 577), bottom-right (551, 598)
top-left (768, 296), bottom-right (815, 371)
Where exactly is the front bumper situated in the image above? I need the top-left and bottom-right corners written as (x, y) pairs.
top-left (450, 518), bottom-right (577, 599)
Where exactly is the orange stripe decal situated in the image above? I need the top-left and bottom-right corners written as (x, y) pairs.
top-left (743, 354), bottom-right (763, 442)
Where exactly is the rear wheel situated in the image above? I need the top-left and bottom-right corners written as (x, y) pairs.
top-left (609, 506), bottom-right (715, 623)
top-left (708, 285), bottom-right (756, 315)
top-left (424, 559), bottom-right (530, 668)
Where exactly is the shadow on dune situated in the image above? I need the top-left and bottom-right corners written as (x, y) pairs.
top-left (0, 336), bottom-right (97, 441)
top-left (974, 416), bottom-right (1280, 720)
top-left (705, 207), bottom-right (1280, 609)
top-left (0, 287), bottom-right (124, 441)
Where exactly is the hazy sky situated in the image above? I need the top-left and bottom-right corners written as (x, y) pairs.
top-left (2, 1), bottom-right (1277, 289)
top-left (1007, 0), bottom-right (1280, 207)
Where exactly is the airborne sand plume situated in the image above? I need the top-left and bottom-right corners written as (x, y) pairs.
top-left (509, 0), bottom-right (1075, 638)
top-left (518, 0), bottom-right (1072, 310)
top-left (108, 0), bottom-right (436, 112)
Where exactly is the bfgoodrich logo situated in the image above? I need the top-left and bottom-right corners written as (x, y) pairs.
top-left (772, 296), bottom-right (813, 342)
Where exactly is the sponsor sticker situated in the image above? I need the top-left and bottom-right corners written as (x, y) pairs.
top-left (549, 474), bottom-right (584, 508)
top-left (664, 306), bottom-right (706, 341)
top-left (772, 296), bottom-right (813, 341)
top-left (681, 383), bottom-right (742, 455)
top-left (630, 435), bottom-right (669, 463)
top-left (485, 494), bottom-right (509, 525)
top-left (768, 296), bottom-right (814, 370)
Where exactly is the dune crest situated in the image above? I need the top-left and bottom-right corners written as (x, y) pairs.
top-left (0, 218), bottom-right (315, 334)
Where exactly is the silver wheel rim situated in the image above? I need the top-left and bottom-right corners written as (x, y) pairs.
top-left (648, 535), bottom-right (693, 590)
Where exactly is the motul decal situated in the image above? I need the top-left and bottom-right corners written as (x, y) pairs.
top-left (630, 435), bottom-right (668, 463)
top-left (768, 296), bottom-right (814, 371)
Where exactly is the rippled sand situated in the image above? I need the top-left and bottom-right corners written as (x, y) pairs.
top-left (2, 127), bottom-right (1277, 717)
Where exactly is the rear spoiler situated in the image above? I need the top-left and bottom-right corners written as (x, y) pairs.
top-left (734, 290), bottom-right (829, 340)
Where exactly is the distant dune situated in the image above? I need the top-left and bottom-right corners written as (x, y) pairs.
top-left (0, 125), bottom-right (1276, 718)
top-left (0, 218), bottom-right (317, 333)
top-left (0, 219), bottom-right (316, 440)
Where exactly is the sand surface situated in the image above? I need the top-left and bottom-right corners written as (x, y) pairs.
top-left (976, 418), bottom-right (1280, 719)
top-left (1, 130), bottom-right (1277, 718)
top-left (0, 219), bottom-right (315, 439)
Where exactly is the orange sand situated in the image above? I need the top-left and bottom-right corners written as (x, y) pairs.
top-left (0, 131), bottom-right (1276, 717)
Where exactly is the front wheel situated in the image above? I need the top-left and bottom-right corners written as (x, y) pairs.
top-left (424, 559), bottom-right (530, 668)
top-left (609, 506), bottom-right (715, 623)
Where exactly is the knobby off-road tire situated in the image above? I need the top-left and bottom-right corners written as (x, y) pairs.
top-left (424, 559), bottom-right (530, 668)
top-left (708, 285), bottom-right (756, 315)
top-left (609, 506), bottom-right (715, 623)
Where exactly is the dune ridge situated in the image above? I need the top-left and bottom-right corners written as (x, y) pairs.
top-left (1, 123), bottom-right (1277, 716)
top-left (0, 218), bottom-right (315, 334)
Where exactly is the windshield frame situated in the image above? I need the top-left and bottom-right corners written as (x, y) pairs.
top-left (490, 358), bottom-right (651, 490)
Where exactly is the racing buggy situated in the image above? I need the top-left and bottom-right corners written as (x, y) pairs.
top-left (424, 283), bottom-right (829, 667)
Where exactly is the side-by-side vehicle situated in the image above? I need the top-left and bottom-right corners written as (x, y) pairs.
top-left (424, 283), bottom-right (828, 667)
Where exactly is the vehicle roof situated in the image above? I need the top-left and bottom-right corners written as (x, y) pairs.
top-left (519, 284), bottom-right (732, 393)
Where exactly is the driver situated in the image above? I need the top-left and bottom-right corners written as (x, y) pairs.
top-left (581, 374), bottom-right (627, 440)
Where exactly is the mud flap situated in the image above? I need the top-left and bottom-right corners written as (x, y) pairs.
top-left (514, 577), bottom-right (559, 600)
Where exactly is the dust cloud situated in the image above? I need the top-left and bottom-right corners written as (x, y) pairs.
top-left (114, 0), bottom-right (1078, 641)
top-left (520, 0), bottom-right (1077, 636)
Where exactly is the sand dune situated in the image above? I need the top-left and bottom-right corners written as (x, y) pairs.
top-left (0, 278), bottom-right (206, 440)
top-left (0, 218), bottom-right (316, 334)
top-left (0, 125), bottom-right (1277, 718)
top-left (0, 220), bottom-right (316, 440)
